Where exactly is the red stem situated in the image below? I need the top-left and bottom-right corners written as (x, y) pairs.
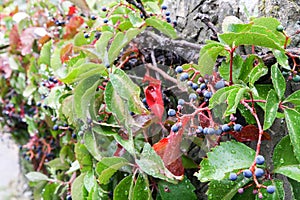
top-left (229, 47), bottom-right (236, 85)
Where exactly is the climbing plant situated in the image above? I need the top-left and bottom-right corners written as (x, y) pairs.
top-left (1, 0), bottom-right (300, 199)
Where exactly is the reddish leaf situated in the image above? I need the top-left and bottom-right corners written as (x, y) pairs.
top-left (63, 16), bottom-right (84, 39)
top-left (20, 27), bottom-right (36, 55)
top-left (228, 124), bottom-right (271, 142)
top-left (68, 5), bottom-right (78, 16)
top-left (153, 117), bottom-right (190, 177)
top-left (60, 44), bottom-right (73, 63)
top-left (143, 75), bottom-right (164, 121)
top-left (0, 57), bottom-right (12, 79)
top-left (9, 25), bottom-right (21, 52)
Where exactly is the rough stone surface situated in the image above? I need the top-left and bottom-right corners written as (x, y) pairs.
top-left (165, 0), bottom-right (300, 47)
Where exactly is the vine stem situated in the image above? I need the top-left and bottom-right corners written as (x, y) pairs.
top-left (240, 99), bottom-right (264, 188)
top-left (228, 46), bottom-right (237, 85)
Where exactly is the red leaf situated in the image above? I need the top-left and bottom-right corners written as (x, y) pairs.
top-left (143, 75), bottom-right (164, 121)
top-left (153, 117), bottom-right (190, 177)
top-left (60, 44), bottom-right (73, 63)
top-left (68, 5), bottom-right (77, 16)
top-left (63, 16), bottom-right (84, 39)
top-left (228, 124), bottom-right (271, 142)
top-left (20, 27), bottom-right (36, 55)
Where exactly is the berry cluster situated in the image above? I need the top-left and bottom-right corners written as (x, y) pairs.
top-left (161, 5), bottom-right (177, 27)
top-left (229, 155), bottom-right (275, 197)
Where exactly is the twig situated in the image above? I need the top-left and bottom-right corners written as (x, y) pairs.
top-left (193, 13), bottom-right (218, 40)
top-left (145, 63), bottom-right (178, 84)
top-left (126, 0), bottom-right (148, 18)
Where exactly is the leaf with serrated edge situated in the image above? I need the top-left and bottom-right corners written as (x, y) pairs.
top-left (283, 90), bottom-right (300, 105)
top-left (248, 63), bottom-right (268, 85)
top-left (114, 175), bottom-right (133, 200)
top-left (273, 135), bottom-right (300, 182)
top-left (271, 64), bottom-right (286, 100)
top-left (198, 43), bottom-right (225, 75)
top-left (284, 108), bottom-right (300, 163)
top-left (95, 31), bottom-right (113, 64)
top-left (263, 89), bottom-right (279, 130)
top-left (132, 173), bottom-right (151, 200)
top-left (225, 87), bottom-right (247, 116)
top-left (207, 175), bottom-right (251, 200)
top-left (96, 157), bottom-right (130, 185)
top-left (71, 173), bottom-right (85, 200)
top-left (38, 40), bottom-right (52, 66)
top-left (195, 141), bottom-right (255, 182)
top-left (136, 143), bottom-right (179, 183)
top-left (145, 17), bottom-right (177, 39)
top-left (84, 130), bottom-right (102, 161)
top-left (209, 85), bottom-right (242, 109)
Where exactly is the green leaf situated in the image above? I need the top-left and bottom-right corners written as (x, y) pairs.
top-left (194, 141), bottom-right (255, 182)
top-left (128, 12), bottom-right (144, 27)
top-left (207, 175), bottom-right (251, 200)
top-left (75, 143), bottom-right (93, 172)
top-left (198, 43), bottom-right (226, 75)
top-left (273, 50), bottom-right (290, 71)
top-left (38, 40), bottom-right (52, 66)
top-left (113, 175), bottom-right (133, 200)
top-left (248, 63), bottom-right (268, 85)
top-left (108, 28), bottom-right (142, 64)
top-left (132, 173), bottom-right (151, 200)
top-left (252, 17), bottom-right (287, 46)
top-left (110, 68), bottom-right (145, 114)
top-left (74, 32), bottom-right (91, 46)
top-left (42, 183), bottom-right (59, 200)
top-left (284, 108), bottom-right (300, 163)
top-left (145, 17), bottom-right (177, 39)
top-left (83, 170), bottom-right (95, 192)
top-left (219, 55), bottom-right (244, 83)
top-left (209, 85), bottom-right (242, 109)
top-left (61, 95), bottom-right (75, 125)
top-left (95, 31), bottom-right (114, 64)
top-left (273, 135), bottom-right (300, 182)
top-left (224, 87), bottom-right (247, 116)
top-left (144, 2), bottom-right (161, 14)
top-left (257, 180), bottom-right (284, 200)
top-left (283, 90), bottom-right (300, 105)
top-left (157, 177), bottom-right (197, 200)
top-left (71, 173), bottom-right (86, 200)
top-left (74, 74), bottom-right (101, 122)
top-left (84, 130), bottom-right (102, 161)
top-left (61, 63), bottom-right (108, 84)
top-left (218, 32), bottom-right (284, 51)
top-left (263, 89), bottom-right (279, 130)
top-left (136, 143), bottom-right (178, 183)
top-left (271, 64), bottom-right (286, 99)
top-left (95, 157), bottom-right (130, 185)
top-left (288, 178), bottom-right (300, 200)
top-left (239, 55), bottom-right (260, 83)
top-left (237, 104), bottom-right (256, 124)
top-left (26, 172), bottom-right (51, 182)
top-left (45, 158), bottom-right (69, 171)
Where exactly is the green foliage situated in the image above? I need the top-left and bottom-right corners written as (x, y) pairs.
top-left (1, 1), bottom-right (300, 199)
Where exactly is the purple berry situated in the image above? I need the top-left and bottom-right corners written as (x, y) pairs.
top-left (243, 169), bottom-right (252, 178)
top-left (229, 173), bottom-right (237, 181)
top-left (238, 188), bottom-right (244, 194)
top-left (256, 155), bottom-right (265, 165)
top-left (167, 109), bottom-right (176, 117)
top-left (266, 186), bottom-right (275, 194)
top-left (255, 168), bottom-right (264, 178)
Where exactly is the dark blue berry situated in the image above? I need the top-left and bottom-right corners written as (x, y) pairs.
top-left (243, 169), bottom-right (252, 178)
top-left (66, 195), bottom-right (72, 200)
top-left (189, 93), bottom-right (197, 101)
top-left (192, 83), bottom-right (199, 90)
top-left (180, 72), bottom-right (189, 81)
top-left (165, 11), bottom-right (171, 16)
top-left (178, 99), bottom-right (185, 105)
top-left (233, 124), bottom-right (242, 132)
top-left (203, 91), bottom-right (212, 99)
top-left (173, 20), bottom-right (177, 27)
top-left (72, 133), bottom-right (77, 139)
top-left (167, 109), bottom-right (176, 117)
top-left (161, 5), bottom-right (167, 10)
top-left (255, 168), bottom-right (264, 178)
top-left (196, 126), bottom-right (203, 134)
top-left (171, 124), bottom-right (179, 132)
top-left (207, 127), bottom-right (215, 135)
top-left (200, 83), bottom-right (207, 90)
top-left (102, 7), bottom-right (107, 12)
top-left (256, 155), bottom-right (265, 165)
top-left (91, 15), bottom-right (97, 20)
top-left (175, 66), bottom-right (183, 73)
top-left (229, 173), bottom-right (237, 181)
top-left (215, 80), bottom-right (225, 89)
top-left (36, 102), bottom-right (42, 107)
top-left (103, 18), bottom-right (109, 23)
top-left (84, 33), bottom-right (90, 38)
top-left (187, 81), bottom-right (193, 86)
top-left (221, 124), bottom-right (231, 132)
top-left (266, 185), bottom-right (275, 194)
top-left (95, 31), bottom-right (101, 39)
top-left (203, 127), bottom-right (208, 134)
top-left (53, 124), bottom-right (59, 131)
top-left (166, 17), bottom-right (171, 23)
